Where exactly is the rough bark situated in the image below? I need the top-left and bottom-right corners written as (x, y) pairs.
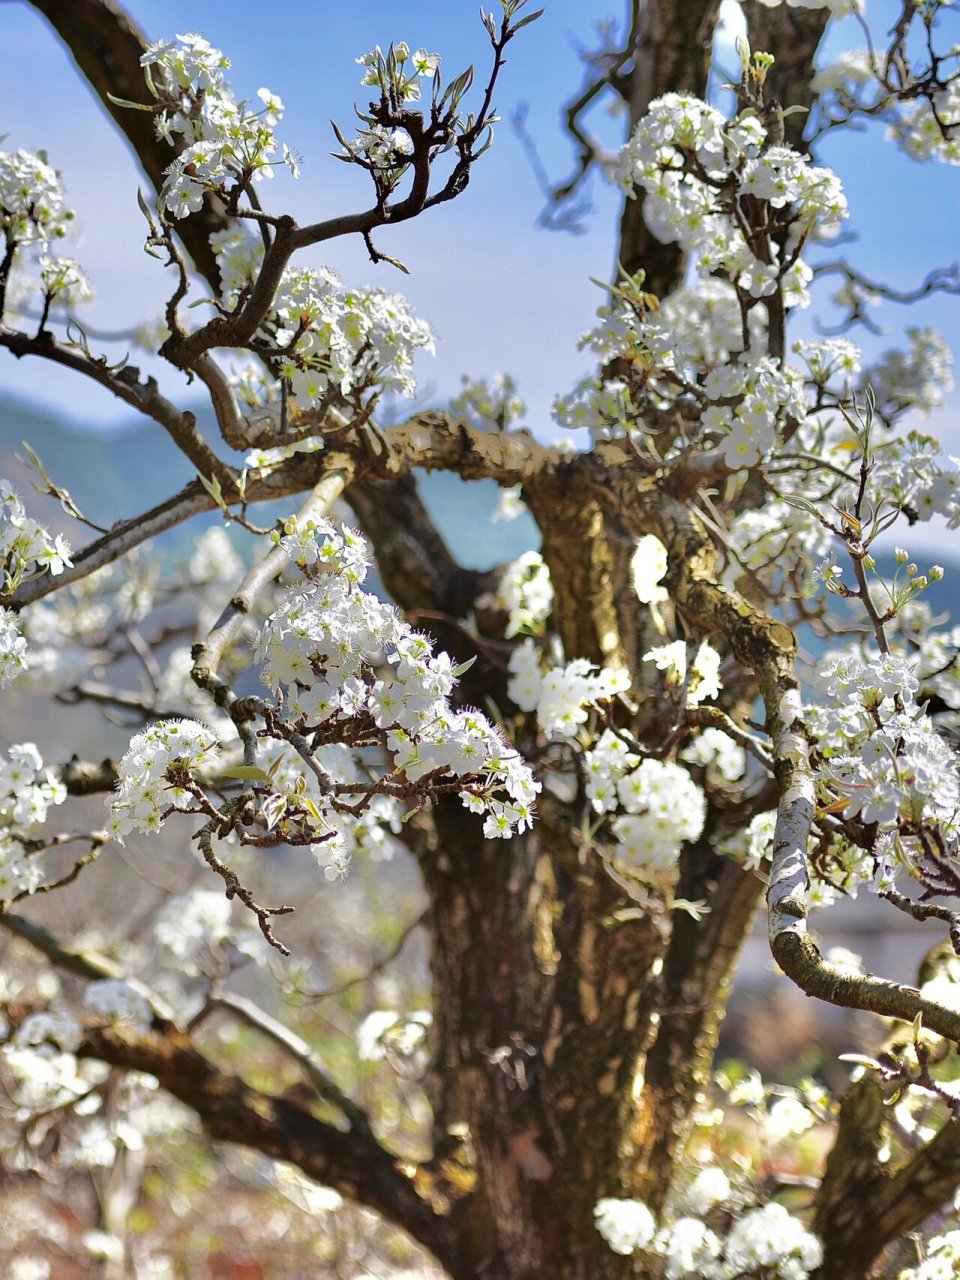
top-left (627, 854), bottom-right (763, 1212)
top-left (525, 471), bottom-right (626, 669)
top-left (420, 787), bottom-right (667, 1278)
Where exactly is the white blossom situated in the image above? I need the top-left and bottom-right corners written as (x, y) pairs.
top-left (497, 551), bottom-right (553, 636)
top-left (631, 536), bottom-right (668, 604)
top-left (84, 980), bottom-right (152, 1034)
top-left (594, 1198), bottom-right (656, 1255)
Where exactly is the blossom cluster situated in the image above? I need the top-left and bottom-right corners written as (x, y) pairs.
top-left (10, 1009), bottom-right (83, 1057)
top-left (555, 86), bottom-right (852, 463)
top-left (0, 608), bottom-right (27, 690)
top-left (643, 639), bottom-right (722, 708)
top-left (2, 994), bottom-right (177, 1176)
top-left (0, 742), bottom-right (66, 832)
top-left (108, 719), bottom-right (220, 841)
top-left (507, 639), bottom-right (630, 738)
top-left (897, 1230), bottom-right (960, 1280)
top-left (0, 743), bottom-right (67, 898)
top-left (356, 1008), bottom-right (432, 1065)
top-left (619, 92), bottom-right (846, 271)
top-left (594, 1194), bottom-right (822, 1278)
top-left (211, 229), bottom-right (435, 418)
top-left (867, 327), bottom-right (955, 418)
top-left (153, 887), bottom-right (266, 975)
top-left (496, 551), bottom-right (553, 637)
top-left (888, 75), bottom-right (960, 167)
top-left (702, 355), bottom-right (808, 469)
top-left (0, 147), bottom-right (73, 245)
top-left (720, 809), bottom-right (777, 872)
top-left (83, 980), bottom-right (152, 1035)
top-left (450, 372), bottom-right (527, 433)
top-left (583, 729), bottom-right (706, 883)
top-left (268, 266), bottom-right (434, 405)
top-left (681, 726), bottom-right (746, 783)
top-left (498, 533), bottom-right (721, 886)
top-left (724, 366), bottom-right (960, 599)
top-left (11, 554), bottom-right (165, 700)
top-left (882, 600), bottom-right (960, 714)
top-left (252, 515), bottom-right (539, 848)
top-left (631, 534), bottom-right (669, 605)
top-left (658, 281), bottom-right (757, 366)
top-left (253, 741), bottom-right (405, 882)
top-left (346, 43), bottom-right (442, 171)
top-left (0, 480), bottom-right (72, 594)
top-left (807, 651), bottom-right (960, 892)
top-left (555, 289), bottom-right (808, 467)
top-left (188, 525), bottom-right (244, 585)
top-left (38, 254), bottom-right (92, 307)
top-left (137, 33), bottom-right (297, 219)
top-left (357, 42), bottom-right (441, 102)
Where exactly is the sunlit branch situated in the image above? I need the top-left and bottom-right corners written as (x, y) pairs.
top-left (197, 988), bottom-right (372, 1133)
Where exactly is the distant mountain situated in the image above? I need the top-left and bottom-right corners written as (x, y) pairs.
top-left (0, 395), bottom-right (199, 532)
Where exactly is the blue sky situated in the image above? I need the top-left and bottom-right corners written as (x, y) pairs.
top-left (2, 0), bottom-right (625, 427)
top-left (2, 0), bottom-right (960, 516)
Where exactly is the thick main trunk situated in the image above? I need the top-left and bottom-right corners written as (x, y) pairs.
top-left (423, 790), bottom-right (665, 1278)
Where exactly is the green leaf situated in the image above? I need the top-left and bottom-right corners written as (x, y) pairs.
top-left (838, 1053), bottom-right (884, 1071)
top-left (329, 118), bottom-right (354, 153)
top-left (302, 796), bottom-right (324, 823)
top-left (136, 188), bottom-right (157, 230)
top-left (261, 793), bottom-right (286, 832)
top-left (373, 249), bottom-right (410, 274)
top-left (509, 8), bottom-right (544, 33)
top-left (452, 655), bottom-right (478, 678)
top-left (672, 897), bottom-right (710, 921)
top-left (198, 471), bottom-right (226, 509)
top-left (441, 66), bottom-right (475, 111)
top-left (106, 93), bottom-right (156, 112)
top-left (143, 64), bottom-right (160, 100)
top-left (220, 766), bottom-right (269, 782)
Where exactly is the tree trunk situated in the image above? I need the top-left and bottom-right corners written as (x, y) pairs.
top-left (423, 789), bottom-right (666, 1278)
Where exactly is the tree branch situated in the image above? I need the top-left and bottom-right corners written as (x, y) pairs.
top-left (0, 911), bottom-right (178, 1027)
top-left (191, 464), bottom-right (355, 710)
top-left (0, 326), bottom-right (236, 489)
top-left (658, 497), bottom-right (960, 1043)
top-left (200, 988), bottom-right (371, 1135)
top-left (74, 1021), bottom-right (463, 1272)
